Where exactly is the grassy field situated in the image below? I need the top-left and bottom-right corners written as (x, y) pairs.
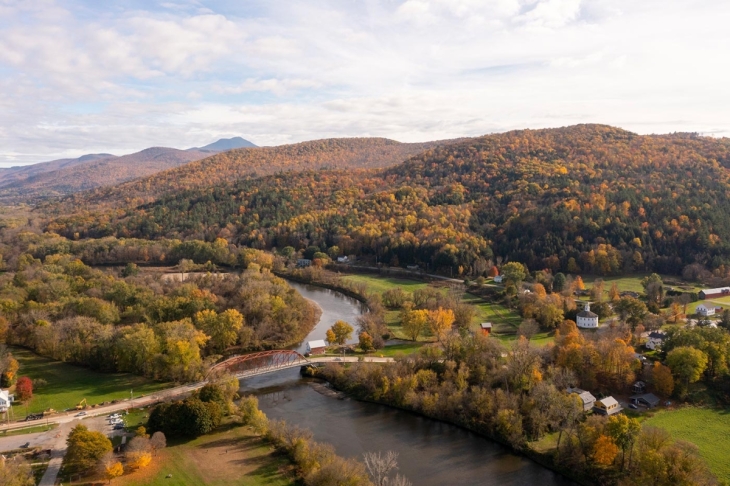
top-left (643, 407), bottom-right (730, 482)
top-left (0, 423), bottom-right (57, 437)
top-left (582, 274), bottom-right (649, 293)
top-left (10, 347), bottom-right (170, 416)
top-left (116, 423), bottom-right (294, 486)
top-left (371, 342), bottom-right (427, 357)
top-left (343, 274), bottom-right (429, 294)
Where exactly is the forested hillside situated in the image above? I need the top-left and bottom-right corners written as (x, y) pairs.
top-left (0, 147), bottom-right (215, 201)
top-left (53, 137), bottom-right (444, 211)
top-left (46, 125), bottom-right (730, 276)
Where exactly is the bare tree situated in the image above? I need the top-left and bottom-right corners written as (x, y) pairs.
top-left (517, 319), bottom-right (540, 341)
top-left (363, 451), bottom-right (399, 486)
top-left (389, 474), bottom-right (413, 486)
top-left (150, 431), bottom-right (166, 456)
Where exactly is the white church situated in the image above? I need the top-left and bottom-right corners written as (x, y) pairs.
top-left (577, 302), bottom-right (599, 329)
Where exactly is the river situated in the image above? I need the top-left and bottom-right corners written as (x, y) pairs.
top-left (242, 280), bottom-right (573, 486)
top-left (287, 281), bottom-right (365, 353)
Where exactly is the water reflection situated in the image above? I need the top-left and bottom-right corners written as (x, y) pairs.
top-left (242, 369), bottom-right (572, 486)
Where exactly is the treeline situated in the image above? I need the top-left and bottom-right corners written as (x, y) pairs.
top-left (319, 332), bottom-right (718, 486)
top-left (0, 254), bottom-right (316, 382)
top-left (44, 125), bottom-right (730, 276)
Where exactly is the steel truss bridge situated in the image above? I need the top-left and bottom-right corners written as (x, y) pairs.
top-left (207, 350), bottom-right (394, 380)
top-left (207, 350), bottom-right (312, 379)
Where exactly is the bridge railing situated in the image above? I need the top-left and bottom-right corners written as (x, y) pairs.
top-left (207, 349), bottom-right (310, 378)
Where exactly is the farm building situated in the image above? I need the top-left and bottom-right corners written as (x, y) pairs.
top-left (297, 259), bottom-right (312, 267)
top-left (306, 340), bottom-right (327, 356)
top-left (630, 393), bottom-right (660, 408)
top-left (594, 396), bottom-right (622, 416)
top-left (567, 387), bottom-right (596, 412)
top-left (480, 322), bottom-right (492, 335)
top-left (696, 304), bottom-right (716, 317)
top-left (577, 302), bottom-right (599, 329)
top-left (699, 287), bottom-right (730, 299)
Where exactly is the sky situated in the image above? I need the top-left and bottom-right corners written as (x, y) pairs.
top-left (0, 0), bottom-right (728, 167)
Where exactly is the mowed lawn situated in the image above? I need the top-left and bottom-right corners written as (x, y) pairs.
top-left (10, 347), bottom-right (170, 415)
top-left (343, 274), bottom-right (429, 294)
top-left (643, 407), bottom-right (730, 482)
top-left (117, 424), bottom-right (294, 486)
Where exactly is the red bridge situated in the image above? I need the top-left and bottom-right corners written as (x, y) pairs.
top-left (207, 350), bottom-right (311, 378)
top-left (207, 350), bottom-right (395, 379)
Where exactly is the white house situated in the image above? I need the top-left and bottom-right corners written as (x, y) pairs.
top-left (696, 304), bottom-right (716, 317)
top-left (337, 256), bottom-right (349, 264)
top-left (577, 302), bottom-right (599, 329)
top-left (0, 389), bottom-right (13, 413)
top-left (493, 275), bottom-right (503, 283)
top-left (645, 331), bottom-right (667, 350)
top-left (306, 339), bottom-right (327, 356)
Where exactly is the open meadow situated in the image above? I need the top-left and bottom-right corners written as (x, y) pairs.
top-left (115, 423), bottom-right (294, 486)
top-left (642, 407), bottom-right (730, 482)
top-left (10, 347), bottom-right (170, 416)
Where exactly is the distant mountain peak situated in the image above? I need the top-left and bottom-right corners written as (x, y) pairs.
top-left (191, 137), bottom-right (257, 152)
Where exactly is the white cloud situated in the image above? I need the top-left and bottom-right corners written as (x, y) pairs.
top-left (0, 0), bottom-right (728, 166)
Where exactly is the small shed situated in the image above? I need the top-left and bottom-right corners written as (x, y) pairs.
top-left (306, 340), bottom-right (327, 356)
top-left (568, 387), bottom-right (597, 412)
top-left (480, 322), bottom-right (493, 335)
top-left (632, 381), bottom-right (646, 393)
top-left (594, 396), bottom-right (622, 416)
top-left (630, 393), bottom-right (660, 408)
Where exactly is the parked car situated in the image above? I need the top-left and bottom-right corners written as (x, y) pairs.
top-left (75, 411), bottom-right (87, 417)
top-left (629, 403), bottom-right (638, 409)
top-left (113, 423), bottom-right (125, 430)
top-left (21, 442), bottom-right (30, 448)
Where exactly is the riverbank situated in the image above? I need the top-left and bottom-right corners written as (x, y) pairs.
top-left (249, 369), bottom-right (572, 486)
top-left (312, 367), bottom-right (587, 486)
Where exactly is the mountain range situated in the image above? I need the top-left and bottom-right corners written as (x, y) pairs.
top-left (56, 137), bottom-right (455, 211)
top-left (45, 124), bottom-right (730, 276)
top-left (0, 137), bottom-right (256, 201)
